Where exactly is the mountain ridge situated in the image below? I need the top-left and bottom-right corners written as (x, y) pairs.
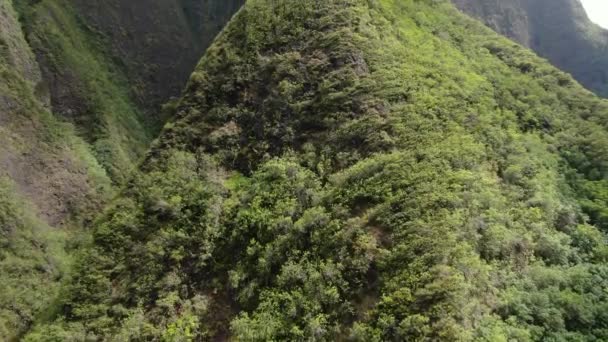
top-left (25, 0), bottom-right (608, 340)
top-left (453, 0), bottom-right (608, 97)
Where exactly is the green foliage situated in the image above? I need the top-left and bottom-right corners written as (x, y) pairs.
top-left (0, 2), bottom-right (113, 338)
top-left (30, 0), bottom-right (608, 340)
top-left (0, 177), bottom-right (71, 341)
top-left (16, 0), bottom-right (152, 183)
top-left (453, 0), bottom-right (608, 98)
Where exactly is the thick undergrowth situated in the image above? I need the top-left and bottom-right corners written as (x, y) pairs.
top-left (18, 0), bottom-right (608, 340)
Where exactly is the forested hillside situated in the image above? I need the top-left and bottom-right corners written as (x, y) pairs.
top-left (14, 0), bottom-right (243, 183)
top-left (0, 0), bottom-right (112, 338)
top-left (453, 0), bottom-right (608, 98)
top-left (24, 0), bottom-right (608, 340)
top-left (0, 0), bottom-right (241, 339)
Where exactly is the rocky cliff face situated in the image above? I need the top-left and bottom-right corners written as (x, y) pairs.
top-left (453, 0), bottom-right (608, 97)
top-left (452, 0), bottom-right (531, 46)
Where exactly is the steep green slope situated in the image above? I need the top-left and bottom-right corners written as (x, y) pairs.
top-left (0, 0), bottom-right (113, 339)
top-left (0, 0), bottom-right (243, 339)
top-left (28, 0), bottom-right (608, 340)
top-left (15, 0), bottom-right (154, 183)
top-left (0, 178), bottom-right (70, 341)
top-left (14, 0), bottom-right (243, 183)
top-left (453, 0), bottom-right (608, 98)
top-left (70, 0), bottom-right (244, 117)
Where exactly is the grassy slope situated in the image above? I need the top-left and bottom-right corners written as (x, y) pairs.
top-left (14, 0), bottom-right (244, 184)
top-left (0, 1), bottom-right (243, 338)
top-left (70, 0), bottom-right (244, 122)
top-left (16, 0), bottom-right (153, 184)
top-left (27, 0), bottom-right (608, 340)
top-left (0, 177), bottom-right (69, 341)
top-left (0, 0), bottom-right (113, 339)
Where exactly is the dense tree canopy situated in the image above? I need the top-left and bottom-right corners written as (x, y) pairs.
top-left (24, 0), bottom-right (608, 340)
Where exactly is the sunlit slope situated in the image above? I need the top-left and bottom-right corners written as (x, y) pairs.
top-left (31, 0), bottom-right (608, 340)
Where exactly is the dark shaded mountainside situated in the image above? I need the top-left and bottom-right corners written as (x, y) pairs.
top-left (17, 0), bottom-right (243, 183)
top-left (0, 0), bottom-right (241, 339)
top-left (20, 0), bottom-right (608, 340)
top-left (453, 0), bottom-right (608, 98)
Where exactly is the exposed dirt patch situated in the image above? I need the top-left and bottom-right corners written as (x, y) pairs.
top-left (0, 129), bottom-right (104, 227)
top-left (368, 224), bottom-right (391, 248)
